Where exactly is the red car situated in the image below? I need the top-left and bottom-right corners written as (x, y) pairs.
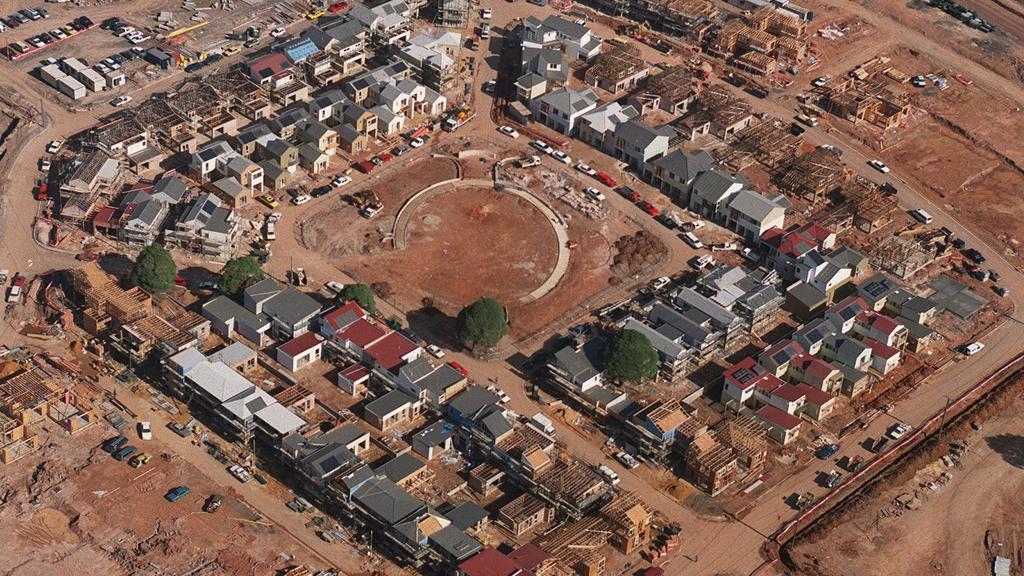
top-left (628, 191), bottom-right (643, 203)
top-left (36, 182), bottom-right (48, 201)
top-left (595, 171), bottom-right (617, 187)
top-left (638, 202), bottom-right (659, 217)
top-left (327, 1), bottom-right (348, 11)
top-left (448, 361), bottom-right (469, 377)
top-left (12, 274), bottom-right (26, 287)
top-left (175, 276), bottom-right (190, 287)
top-left (378, 152), bottom-right (394, 163)
top-left (356, 160), bottom-right (375, 173)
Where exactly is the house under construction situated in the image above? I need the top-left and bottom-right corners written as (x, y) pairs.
top-left (714, 414), bottom-right (767, 478)
top-left (70, 263), bottom-right (152, 335)
top-left (821, 76), bottom-right (910, 131)
top-left (776, 147), bottom-right (851, 204)
top-left (627, 64), bottom-right (705, 115)
top-left (584, 44), bottom-right (650, 94)
top-left (732, 118), bottom-right (803, 170)
top-left (583, 0), bottom-right (718, 40)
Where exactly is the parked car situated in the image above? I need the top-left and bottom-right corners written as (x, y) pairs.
top-left (575, 162), bottom-right (596, 176)
top-left (963, 341), bottom-right (984, 356)
top-left (393, 145), bottom-right (411, 156)
top-left (292, 194), bottom-right (311, 205)
top-left (228, 464), bottom-right (252, 483)
top-left (112, 445), bottom-right (138, 461)
top-left (46, 139), bottom-right (63, 153)
top-left (815, 443), bottom-right (840, 460)
top-left (651, 276), bottom-right (671, 291)
top-left (613, 451), bottom-right (640, 469)
top-left (597, 464), bottom-right (620, 485)
top-left (138, 421), bottom-right (152, 440)
top-left (594, 172), bottom-right (617, 187)
top-left (550, 150), bottom-right (571, 164)
top-left (692, 254), bottom-right (714, 269)
top-left (584, 186), bottom-right (605, 201)
top-left (824, 469), bottom-right (842, 489)
top-left (165, 486), bottom-right (191, 502)
top-left (310, 185), bottom-right (332, 198)
top-left (498, 125), bottom-right (519, 138)
top-left (409, 137), bottom-right (425, 148)
top-left (203, 494), bottom-right (224, 512)
top-left (963, 248), bottom-right (986, 264)
top-left (331, 175), bottom-right (352, 188)
top-left (328, 1), bottom-right (349, 11)
top-left (638, 201), bottom-right (659, 216)
top-left (681, 231), bottom-right (703, 249)
top-left (325, 280), bottom-right (345, 293)
top-left (128, 452), bottom-right (152, 468)
top-left (101, 435), bottom-right (128, 453)
top-left (868, 159), bottom-right (890, 173)
top-left (259, 194), bottom-right (279, 208)
top-left (888, 423), bottom-right (911, 440)
top-left (530, 140), bottom-right (553, 154)
top-left (425, 344), bottom-right (445, 359)
top-left (39, 158), bottom-right (50, 172)
top-left (481, 8), bottom-right (492, 18)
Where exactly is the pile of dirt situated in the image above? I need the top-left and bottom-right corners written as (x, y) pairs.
top-left (610, 231), bottom-right (668, 277)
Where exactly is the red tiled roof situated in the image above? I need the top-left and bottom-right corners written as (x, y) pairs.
top-left (770, 383), bottom-right (806, 403)
top-left (756, 405), bottom-right (802, 430)
top-left (792, 353), bottom-right (837, 381)
top-left (723, 357), bottom-right (765, 391)
top-left (865, 313), bottom-right (903, 336)
top-left (92, 206), bottom-right (119, 227)
top-left (864, 338), bottom-right (900, 359)
top-left (754, 372), bottom-right (786, 394)
top-left (249, 52), bottom-right (292, 79)
top-left (322, 300), bottom-right (367, 332)
top-left (458, 547), bottom-right (534, 576)
top-left (278, 331), bottom-right (323, 357)
top-left (796, 222), bottom-right (833, 243)
top-left (339, 364), bottom-right (370, 382)
top-left (795, 383), bottom-right (833, 407)
top-left (338, 318), bottom-right (387, 348)
top-left (508, 544), bottom-right (549, 571)
top-left (365, 331), bottom-right (419, 371)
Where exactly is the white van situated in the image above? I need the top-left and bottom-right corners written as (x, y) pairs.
top-left (264, 221), bottom-right (276, 241)
top-left (911, 209), bottom-right (933, 224)
top-left (597, 464), bottom-right (620, 486)
top-left (682, 231), bottom-right (703, 249)
top-left (963, 342), bottom-right (984, 356)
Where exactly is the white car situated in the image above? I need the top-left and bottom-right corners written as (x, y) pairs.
top-left (228, 465), bottom-right (252, 483)
top-left (651, 276), bottom-right (671, 291)
top-left (597, 464), bottom-right (620, 485)
top-left (584, 186), bottom-right (605, 201)
top-left (575, 163), bottom-right (596, 176)
top-left (531, 140), bottom-right (553, 155)
top-left (46, 139), bottom-right (64, 153)
top-left (812, 75), bottom-right (831, 87)
top-left (868, 159), bottom-right (890, 173)
top-left (498, 125), bottom-right (519, 138)
top-left (325, 280), bottom-right (345, 294)
top-left (332, 175), bottom-right (352, 188)
top-left (292, 194), bottom-right (311, 205)
top-left (963, 341), bottom-right (984, 356)
top-left (425, 344), bottom-right (445, 358)
top-left (111, 95), bottom-right (133, 107)
top-left (481, 8), bottom-right (492, 18)
top-left (495, 389), bottom-right (511, 404)
top-left (39, 159), bottom-right (51, 171)
top-left (550, 150), bottom-right (571, 164)
top-left (693, 253), bottom-right (715, 269)
top-left (270, 27), bottom-right (286, 38)
top-left (138, 421), bottom-right (152, 440)
top-left (683, 219), bottom-right (705, 231)
top-left (888, 423), bottom-right (911, 440)
top-left (409, 137), bottom-right (425, 148)
top-left (267, 212), bottom-right (282, 223)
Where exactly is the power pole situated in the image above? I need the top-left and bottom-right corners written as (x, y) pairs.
top-left (938, 395), bottom-right (951, 435)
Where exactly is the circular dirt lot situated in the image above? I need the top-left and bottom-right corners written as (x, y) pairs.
top-left (367, 186), bottom-right (558, 310)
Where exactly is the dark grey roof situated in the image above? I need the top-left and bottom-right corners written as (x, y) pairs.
top-left (377, 453), bottom-right (424, 483)
top-left (674, 287), bottom-right (739, 327)
top-left (352, 476), bottom-right (425, 525)
top-left (540, 14), bottom-right (589, 39)
top-left (622, 317), bottom-right (687, 360)
top-left (204, 206), bottom-right (234, 235)
top-left (787, 281), bottom-right (827, 308)
top-left (652, 149), bottom-right (714, 182)
top-left (857, 273), bottom-right (898, 304)
top-left (443, 501), bottom-right (489, 531)
top-left (301, 442), bottom-right (357, 481)
top-left (365, 389), bottom-right (416, 419)
top-left (794, 317), bottom-right (839, 346)
top-left (337, 464), bottom-right (375, 494)
top-left (151, 176), bottom-right (187, 204)
top-left (613, 120), bottom-right (674, 149)
top-left (429, 525), bottom-right (482, 561)
top-left (480, 411), bottom-right (512, 439)
top-left (212, 176), bottom-right (244, 199)
top-left (203, 295), bottom-right (271, 331)
top-left (691, 170), bottom-right (745, 204)
top-left (447, 386), bottom-right (499, 417)
top-left (412, 420), bottom-right (455, 448)
top-left (417, 364), bottom-right (464, 395)
top-left (826, 246), bottom-right (867, 270)
top-left (263, 288), bottom-right (322, 326)
top-left (551, 336), bottom-right (605, 384)
top-left (128, 199), bottom-right (165, 228)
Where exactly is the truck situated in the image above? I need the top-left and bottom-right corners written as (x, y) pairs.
top-left (6, 285), bottom-right (21, 303)
top-left (530, 413), bottom-right (555, 436)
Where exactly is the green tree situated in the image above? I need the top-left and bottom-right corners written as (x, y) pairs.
top-left (604, 329), bottom-right (658, 383)
top-left (130, 244), bottom-right (176, 293)
top-left (386, 315), bottom-right (403, 330)
top-left (456, 297), bottom-right (508, 349)
top-left (219, 256), bottom-right (264, 296)
top-left (335, 283), bottom-right (376, 315)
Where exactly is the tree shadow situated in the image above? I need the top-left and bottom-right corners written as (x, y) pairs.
top-left (406, 305), bottom-right (459, 349)
top-left (985, 434), bottom-right (1024, 469)
top-left (97, 253), bottom-right (135, 285)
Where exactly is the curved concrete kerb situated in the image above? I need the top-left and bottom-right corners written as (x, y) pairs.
top-left (391, 177), bottom-right (570, 303)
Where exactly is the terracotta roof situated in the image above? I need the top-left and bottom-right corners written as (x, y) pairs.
top-left (365, 331), bottom-right (419, 371)
top-left (756, 405), bottom-right (802, 430)
top-left (792, 353), bottom-right (838, 381)
top-left (339, 363), bottom-right (370, 382)
top-left (770, 383), bottom-right (806, 403)
top-left (458, 547), bottom-right (535, 576)
top-left (724, 357), bottom-right (765, 391)
top-left (753, 373), bottom-right (787, 394)
top-left (278, 331), bottom-right (323, 357)
top-left (338, 318), bottom-right (387, 348)
top-left (508, 544), bottom-right (550, 571)
top-left (864, 338), bottom-right (900, 359)
top-left (795, 383), bottom-right (833, 406)
top-left (861, 312), bottom-right (903, 336)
